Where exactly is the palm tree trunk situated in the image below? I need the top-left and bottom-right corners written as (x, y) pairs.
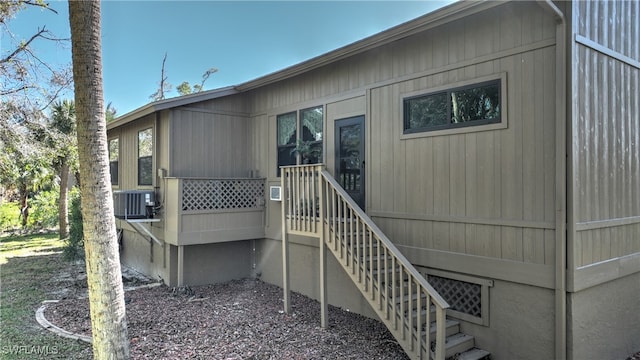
top-left (58, 161), bottom-right (70, 239)
top-left (19, 183), bottom-right (28, 228)
top-left (68, 2), bottom-right (129, 358)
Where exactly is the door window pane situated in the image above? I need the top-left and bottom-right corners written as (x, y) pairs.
top-left (339, 124), bottom-right (361, 191)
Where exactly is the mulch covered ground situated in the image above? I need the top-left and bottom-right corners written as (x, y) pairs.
top-left (45, 279), bottom-right (409, 360)
top-left (42, 264), bottom-right (640, 360)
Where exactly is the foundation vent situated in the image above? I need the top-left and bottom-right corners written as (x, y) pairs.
top-left (428, 275), bottom-right (482, 317)
top-left (419, 268), bottom-right (494, 326)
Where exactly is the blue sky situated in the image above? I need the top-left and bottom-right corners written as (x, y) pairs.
top-left (8, 1), bottom-right (453, 116)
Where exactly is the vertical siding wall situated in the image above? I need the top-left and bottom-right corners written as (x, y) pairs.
top-left (368, 3), bottom-right (557, 269)
top-left (571, 0), bottom-right (640, 268)
top-left (245, 2), bottom-right (560, 286)
top-left (169, 98), bottom-right (251, 178)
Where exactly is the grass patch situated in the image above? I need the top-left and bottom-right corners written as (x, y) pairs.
top-left (0, 233), bottom-right (62, 265)
top-left (0, 233), bottom-right (91, 359)
top-left (0, 202), bottom-right (21, 232)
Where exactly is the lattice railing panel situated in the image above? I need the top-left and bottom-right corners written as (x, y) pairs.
top-left (181, 179), bottom-right (265, 212)
top-left (428, 275), bottom-right (482, 318)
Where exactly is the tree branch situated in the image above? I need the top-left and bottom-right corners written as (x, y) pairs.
top-left (0, 27), bottom-right (47, 64)
top-left (23, 0), bottom-right (58, 15)
top-left (0, 85), bottom-right (33, 96)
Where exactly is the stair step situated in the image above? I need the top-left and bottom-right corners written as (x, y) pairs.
top-left (430, 319), bottom-right (460, 338)
top-left (292, 176), bottom-right (493, 360)
top-left (453, 348), bottom-right (492, 360)
top-left (443, 333), bottom-right (476, 358)
top-left (372, 266), bottom-right (401, 277)
top-left (395, 291), bottom-right (427, 305)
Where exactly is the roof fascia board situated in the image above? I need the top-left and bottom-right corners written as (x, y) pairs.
top-left (152, 86), bottom-right (238, 111)
top-left (108, 86), bottom-right (238, 130)
top-left (236, 1), bottom-right (501, 91)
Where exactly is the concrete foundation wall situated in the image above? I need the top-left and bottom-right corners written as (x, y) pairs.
top-left (120, 228), bottom-right (252, 287)
top-left (181, 241), bottom-right (252, 286)
top-left (460, 280), bottom-right (555, 360)
top-left (120, 228), bottom-right (169, 283)
top-left (568, 272), bottom-right (640, 360)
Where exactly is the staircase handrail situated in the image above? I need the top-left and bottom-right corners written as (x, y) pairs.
top-left (282, 164), bottom-right (451, 359)
top-left (319, 169), bottom-right (450, 310)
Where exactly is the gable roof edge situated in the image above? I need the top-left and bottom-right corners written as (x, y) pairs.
top-left (235, 0), bottom-right (502, 91)
top-left (109, 1), bottom-right (503, 130)
top-left (107, 86), bottom-right (238, 130)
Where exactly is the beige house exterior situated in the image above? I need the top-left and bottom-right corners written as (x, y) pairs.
top-left (107, 1), bottom-right (639, 359)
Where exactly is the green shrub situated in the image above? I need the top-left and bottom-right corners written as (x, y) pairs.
top-left (64, 189), bottom-right (84, 260)
top-left (28, 189), bottom-right (60, 229)
top-left (0, 201), bottom-right (21, 231)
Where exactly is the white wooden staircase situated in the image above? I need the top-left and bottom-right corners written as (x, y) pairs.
top-left (281, 165), bottom-right (491, 360)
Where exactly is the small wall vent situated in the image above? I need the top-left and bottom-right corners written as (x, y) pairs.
top-left (269, 186), bottom-right (282, 201)
top-left (113, 190), bottom-right (155, 219)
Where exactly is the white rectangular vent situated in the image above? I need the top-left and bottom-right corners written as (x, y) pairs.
top-left (269, 186), bottom-right (282, 201)
top-left (113, 190), bottom-right (155, 219)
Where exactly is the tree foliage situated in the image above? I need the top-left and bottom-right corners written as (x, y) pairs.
top-left (1, 0), bottom-right (73, 111)
top-left (64, 189), bottom-right (83, 260)
top-left (49, 99), bottom-right (77, 238)
top-left (0, 102), bottom-right (54, 227)
top-left (151, 51), bottom-right (217, 98)
top-left (176, 67), bottom-right (218, 96)
top-left (105, 101), bottom-right (117, 122)
top-left (1, 0), bottom-right (72, 229)
top-left (0, 1), bottom-right (119, 236)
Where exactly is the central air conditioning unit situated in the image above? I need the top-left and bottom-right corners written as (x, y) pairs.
top-left (113, 190), bottom-right (155, 219)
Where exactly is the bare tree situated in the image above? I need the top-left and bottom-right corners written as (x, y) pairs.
top-left (68, 1), bottom-right (129, 358)
top-left (149, 52), bottom-right (171, 101)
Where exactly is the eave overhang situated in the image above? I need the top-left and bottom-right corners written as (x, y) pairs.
top-left (107, 86), bottom-right (239, 130)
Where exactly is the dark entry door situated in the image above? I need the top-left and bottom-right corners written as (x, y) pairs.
top-left (335, 116), bottom-right (365, 209)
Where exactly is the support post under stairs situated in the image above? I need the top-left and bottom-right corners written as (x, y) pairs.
top-left (281, 172), bottom-right (291, 314)
top-left (319, 175), bottom-right (327, 328)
